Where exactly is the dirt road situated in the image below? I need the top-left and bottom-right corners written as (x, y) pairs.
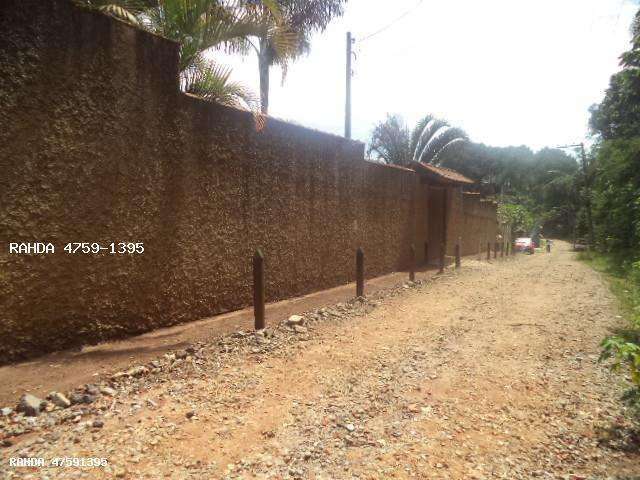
top-left (2, 242), bottom-right (639, 479)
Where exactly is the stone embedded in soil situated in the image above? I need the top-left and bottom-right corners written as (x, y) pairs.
top-left (343, 423), bottom-right (355, 432)
top-left (1, 407), bottom-right (13, 416)
top-left (293, 325), bottom-right (308, 334)
top-left (84, 384), bottom-right (100, 395)
top-left (111, 371), bottom-right (128, 381)
top-left (126, 366), bottom-right (150, 377)
top-left (48, 392), bottom-right (71, 409)
top-left (69, 392), bottom-right (96, 405)
top-left (92, 420), bottom-right (104, 429)
top-left (287, 315), bottom-right (304, 326)
top-left (17, 394), bottom-right (44, 417)
top-left (100, 386), bottom-right (117, 397)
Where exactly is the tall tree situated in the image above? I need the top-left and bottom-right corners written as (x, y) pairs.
top-left (77, 0), bottom-right (286, 112)
top-left (588, 5), bottom-right (640, 252)
top-left (590, 9), bottom-right (640, 140)
top-left (243, 0), bottom-right (347, 114)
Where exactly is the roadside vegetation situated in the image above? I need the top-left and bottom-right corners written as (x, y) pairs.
top-left (580, 251), bottom-right (640, 420)
top-left (583, 7), bottom-right (640, 420)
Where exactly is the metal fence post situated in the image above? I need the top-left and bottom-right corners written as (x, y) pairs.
top-left (253, 249), bottom-right (265, 330)
top-left (455, 242), bottom-right (461, 268)
top-left (409, 244), bottom-right (416, 281)
top-left (439, 242), bottom-right (445, 274)
top-left (356, 247), bottom-right (364, 297)
top-left (487, 242), bottom-right (491, 261)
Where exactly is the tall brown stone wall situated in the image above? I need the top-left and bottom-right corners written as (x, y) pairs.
top-left (446, 190), bottom-right (499, 256)
top-left (460, 195), bottom-right (499, 256)
top-left (426, 186), bottom-right (446, 263)
top-left (0, 0), bottom-right (429, 363)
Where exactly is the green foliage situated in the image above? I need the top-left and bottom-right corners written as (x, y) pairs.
top-left (583, 252), bottom-right (640, 418)
top-left (75, 0), bottom-right (346, 113)
top-left (591, 138), bottom-right (640, 252)
top-left (497, 203), bottom-right (535, 236)
top-left (590, 6), bottom-right (640, 141)
top-left (367, 114), bottom-right (411, 166)
top-left (601, 336), bottom-right (640, 417)
top-left (411, 116), bottom-right (468, 165)
top-left (437, 143), bottom-right (580, 238)
top-left (182, 59), bottom-right (258, 110)
top-left (368, 114), bottom-right (580, 237)
top-left (367, 114), bottom-right (467, 166)
top-left (589, 68), bottom-right (640, 140)
top-left (77, 0), bottom-right (254, 108)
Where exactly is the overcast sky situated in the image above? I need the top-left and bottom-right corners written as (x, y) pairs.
top-left (217, 0), bottom-right (638, 151)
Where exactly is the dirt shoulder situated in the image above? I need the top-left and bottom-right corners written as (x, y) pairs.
top-left (2, 242), bottom-right (639, 479)
top-left (0, 265), bottom-right (441, 407)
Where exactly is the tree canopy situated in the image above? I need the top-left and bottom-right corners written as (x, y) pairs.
top-left (588, 5), bottom-right (640, 254)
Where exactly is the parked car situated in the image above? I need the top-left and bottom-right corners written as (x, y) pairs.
top-left (514, 237), bottom-right (535, 254)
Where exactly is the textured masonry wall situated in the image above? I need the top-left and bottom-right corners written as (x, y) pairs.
top-left (460, 196), bottom-right (500, 257)
top-left (447, 190), bottom-right (499, 257)
top-left (0, 0), bottom-right (432, 363)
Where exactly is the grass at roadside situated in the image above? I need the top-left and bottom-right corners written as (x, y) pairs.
top-left (578, 251), bottom-right (640, 420)
top-left (579, 252), bottom-right (640, 318)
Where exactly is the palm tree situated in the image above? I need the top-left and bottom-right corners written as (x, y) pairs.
top-left (411, 115), bottom-right (468, 165)
top-left (239, 0), bottom-right (346, 114)
top-left (367, 113), bottom-right (468, 167)
top-left (367, 114), bottom-right (411, 166)
top-left (221, 1), bottom-right (301, 114)
top-left (142, 0), bottom-right (272, 111)
top-left (77, 0), bottom-right (286, 113)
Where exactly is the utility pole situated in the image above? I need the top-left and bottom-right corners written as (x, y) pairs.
top-left (345, 32), bottom-right (353, 139)
top-left (579, 142), bottom-right (595, 248)
top-left (557, 143), bottom-right (595, 248)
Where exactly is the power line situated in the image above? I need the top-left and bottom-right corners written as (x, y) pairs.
top-left (359, 0), bottom-right (425, 43)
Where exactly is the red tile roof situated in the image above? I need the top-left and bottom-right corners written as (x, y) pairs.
top-left (410, 162), bottom-right (475, 185)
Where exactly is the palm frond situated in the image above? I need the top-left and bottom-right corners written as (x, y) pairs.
top-left (98, 4), bottom-right (141, 24)
top-left (430, 138), bottom-right (467, 165)
top-left (182, 58), bottom-right (265, 130)
top-left (74, 0), bottom-right (152, 24)
top-left (422, 126), bottom-right (467, 159)
top-left (412, 118), bottom-right (450, 163)
top-left (182, 58), bottom-right (255, 108)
